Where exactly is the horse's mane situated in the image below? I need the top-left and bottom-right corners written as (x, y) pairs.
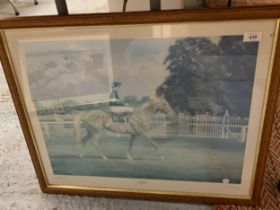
top-left (142, 97), bottom-right (159, 109)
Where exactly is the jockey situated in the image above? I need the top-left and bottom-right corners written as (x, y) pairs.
top-left (109, 81), bottom-right (133, 122)
top-left (110, 81), bottom-right (123, 107)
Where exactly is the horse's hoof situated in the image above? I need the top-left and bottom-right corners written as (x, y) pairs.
top-left (102, 156), bottom-right (108, 160)
top-left (79, 153), bottom-right (84, 158)
top-left (127, 154), bottom-right (133, 160)
top-left (159, 156), bottom-right (164, 161)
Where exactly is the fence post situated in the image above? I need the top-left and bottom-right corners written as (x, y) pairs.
top-left (163, 113), bottom-right (166, 136)
top-left (241, 126), bottom-right (247, 143)
top-left (178, 113), bottom-right (184, 136)
top-left (222, 110), bottom-right (230, 138)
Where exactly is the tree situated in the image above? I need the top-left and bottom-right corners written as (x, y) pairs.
top-left (139, 96), bottom-right (150, 105)
top-left (157, 36), bottom-right (259, 117)
top-left (157, 38), bottom-right (221, 114)
top-left (123, 95), bottom-right (138, 106)
top-left (217, 36), bottom-right (259, 116)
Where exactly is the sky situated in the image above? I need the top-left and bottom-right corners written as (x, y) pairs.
top-left (110, 38), bottom-right (172, 98)
top-left (23, 36), bottom-right (222, 103)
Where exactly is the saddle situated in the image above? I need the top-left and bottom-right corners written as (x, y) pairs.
top-left (111, 112), bottom-right (132, 123)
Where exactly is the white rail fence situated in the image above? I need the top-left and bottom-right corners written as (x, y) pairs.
top-left (149, 111), bottom-right (248, 142)
top-left (40, 111), bottom-right (248, 143)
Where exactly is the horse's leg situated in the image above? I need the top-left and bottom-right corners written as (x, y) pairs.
top-left (104, 113), bottom-right (113, 128)
top-left (142, 133), bottom-right (163, 160)
top-left (127, 134), bottom-right (137, 160)
top-left (79, 128), bottom-right (93, 158)
top-left (90, 132), bottom-right (108, 160)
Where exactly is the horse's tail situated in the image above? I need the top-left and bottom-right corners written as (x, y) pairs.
top-left (74, 112), bottom-right (85, 143)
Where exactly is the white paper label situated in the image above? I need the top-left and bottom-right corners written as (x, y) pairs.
top-left (243, 32), bottom-right (262, 42)
top-left (222, 178), bottom-right (230, 184)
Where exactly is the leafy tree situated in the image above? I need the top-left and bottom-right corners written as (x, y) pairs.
top-left (217, 36), bottom-right (259, 116)
top-left (123, 95), bottom-right (138, 106)
top-left (157, 38), bottom-right (221, 114)
top-left (157, 36), bottom-right (259, 116)
top-left (139, 96), bottom-right (150, 104)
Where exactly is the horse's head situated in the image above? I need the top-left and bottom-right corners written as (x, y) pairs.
top-left (148, 96), bottom-right (177, 123)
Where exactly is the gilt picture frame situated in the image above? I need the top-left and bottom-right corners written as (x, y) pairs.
top-left (0, 7), bottom-right (280, 204)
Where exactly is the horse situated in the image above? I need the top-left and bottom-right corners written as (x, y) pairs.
top-left (73, 96), bottom-right (177, 160)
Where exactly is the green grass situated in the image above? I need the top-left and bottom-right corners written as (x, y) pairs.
top-left (46, 132), bottom-right (245, 184)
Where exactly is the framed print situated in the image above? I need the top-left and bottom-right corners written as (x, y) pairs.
top-left (0, 6), bottom-right (280, 204)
